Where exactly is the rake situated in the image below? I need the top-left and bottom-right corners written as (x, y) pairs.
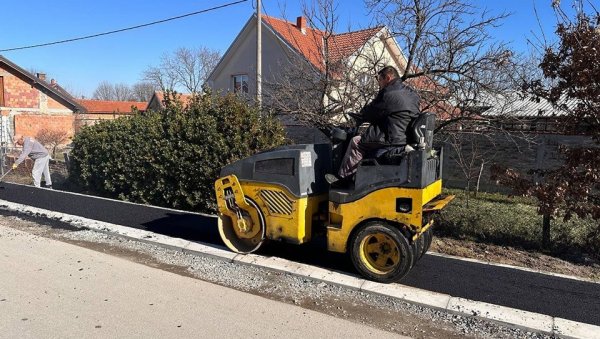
top-left (0, 168), bottom-right (13, 188)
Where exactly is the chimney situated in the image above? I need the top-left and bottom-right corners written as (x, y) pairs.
top-left (296, 16), bottom-right (306, 34)
top-left (36, 73), bottom-right (46, 81)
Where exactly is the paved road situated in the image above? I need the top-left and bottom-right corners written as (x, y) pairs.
top-left (0, 223), bottom-right (402, 339)
top-left (1, 182), bottom-right (599, 326)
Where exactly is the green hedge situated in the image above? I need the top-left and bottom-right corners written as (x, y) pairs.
top-left (69, 93), bottom-right (286, 213)
top-left (437, 189), bottom-right (600, 257)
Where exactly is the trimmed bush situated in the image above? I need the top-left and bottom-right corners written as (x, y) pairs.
top-left (437, 189), bottom-right (600, 257)
top-left (69, 92), bottom-right (286, 213)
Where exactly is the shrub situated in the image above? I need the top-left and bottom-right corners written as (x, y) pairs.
top-left (437, 189), bottom-right (600, 258)
top-left (68, 92), bottom-right (286, 213)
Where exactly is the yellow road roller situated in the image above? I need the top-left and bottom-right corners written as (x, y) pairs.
top-left (214, 112), bottom-right (454, 283)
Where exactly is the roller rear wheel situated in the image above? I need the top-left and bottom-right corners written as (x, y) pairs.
top-left (350, 221), bottom-right (413, 283)
top-left (413, 234), bottom-right (426, 264)
top-left (422, 228), bottom-right (433, 257)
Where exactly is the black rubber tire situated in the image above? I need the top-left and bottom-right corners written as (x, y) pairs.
top-left (423, 228), bottom-right (433, 255)
top-left (414, 233), bottom-right (426, 263)
top-left (350, 221), bottom-right (413, 283)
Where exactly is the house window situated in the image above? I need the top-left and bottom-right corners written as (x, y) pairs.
top-left (0, 76), bottom-right (4, 107)
top-left (232, 74), bottom-right (248, 94)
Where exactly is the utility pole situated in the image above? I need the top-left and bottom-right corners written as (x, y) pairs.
top-left (256, 0), bottom-right (262, 109)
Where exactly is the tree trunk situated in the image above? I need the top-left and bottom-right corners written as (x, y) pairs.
top-left (465, 180), bottom-right (470, 208)
top-left (542, 214), bottom-right (551, 249)
top-left (475, 162), bottom-right (484, 197)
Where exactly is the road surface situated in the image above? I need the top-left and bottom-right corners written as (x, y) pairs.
top-left (0, 224), bottom-right (403, 339)
top-left (0, 182), bottom-right (599, 326)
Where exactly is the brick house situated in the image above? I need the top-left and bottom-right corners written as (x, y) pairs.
top-left (0, 55), bottom-right (85, 145)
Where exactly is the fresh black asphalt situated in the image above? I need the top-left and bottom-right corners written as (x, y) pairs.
top-left (0, 182), bottom-right (598, 326)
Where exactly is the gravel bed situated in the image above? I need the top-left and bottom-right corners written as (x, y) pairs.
top-left (2, 213), bottom-right (556, 339)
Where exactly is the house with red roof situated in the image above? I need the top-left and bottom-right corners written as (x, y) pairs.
top-left (0, 55), bottom-right (85, 144)
top-left (0, 54), bottom-right (152, 144)
top-left (146, 91), bottom-right (194, 111)
top-left (206, 14), bottom-right (407, 108)
top-left (75, 99), bottom-right (147, 128)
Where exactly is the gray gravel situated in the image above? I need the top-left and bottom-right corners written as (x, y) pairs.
top-left (1, 212), bottom-right (557, 339)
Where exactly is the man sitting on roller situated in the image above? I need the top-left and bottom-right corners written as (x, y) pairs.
top-left (326, 65), bottom-right (420, 186)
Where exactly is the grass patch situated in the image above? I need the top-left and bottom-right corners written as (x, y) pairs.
top-left (437, 188), bottom-right (600, 260)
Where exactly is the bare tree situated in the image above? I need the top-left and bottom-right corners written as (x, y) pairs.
top-left (264, 0), bottom-right (528, 132)
top-left (92, 81), bottom-right (116, 100)
top-left (143, 65), bottom-right (178, 93)
top-left (36, 128), bottom-right (69, 158)
top-left (443, 128), bottom-right (504, 203)
top-left (142, 46), bottom-right (221, 93)
top-left (92, 82), bottom-right (141, 101)
top-left (365, 0), bottom-right (526, 132)
top-left (131, 81), bottom-right (158, 102)
top-left (113, 83), bottom-right (134, 101)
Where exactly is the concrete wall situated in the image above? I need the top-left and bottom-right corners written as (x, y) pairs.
top-left (441, 132), bottom-right (595, 192)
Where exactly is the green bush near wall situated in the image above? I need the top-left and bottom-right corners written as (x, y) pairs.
top-left (437, 189), bottom-right (600, 258)
top-left (68, 92), bottom-right (286, 213)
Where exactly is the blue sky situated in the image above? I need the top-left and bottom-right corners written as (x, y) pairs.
top-left (1, 0), bottom-right (563, 98)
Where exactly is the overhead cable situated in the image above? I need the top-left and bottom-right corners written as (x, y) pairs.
top-left (0, 0), bottom-right (248, 52)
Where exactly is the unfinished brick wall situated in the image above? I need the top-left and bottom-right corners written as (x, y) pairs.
top-left (15, 115), bottom-right (75, 140)
top-left (47, 96), bottom-right (67, 110)
top-left (1, 64), bottom-right (77, 141)
top-left (2, 73), bottom-right (39, 109)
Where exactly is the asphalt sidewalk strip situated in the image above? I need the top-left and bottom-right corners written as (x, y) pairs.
top-left (6, 181), bottom-right (596, 286)
top-left (1, 198), bottom-right (599, 339)
top-left (426, 252), bottom-right (600, 285)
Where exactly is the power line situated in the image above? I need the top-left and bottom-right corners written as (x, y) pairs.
top-left (0, 0), bottom-right (248, 52)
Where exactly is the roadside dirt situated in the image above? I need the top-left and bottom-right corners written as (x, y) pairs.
top-left (431, 236), bottom-right (600, 282)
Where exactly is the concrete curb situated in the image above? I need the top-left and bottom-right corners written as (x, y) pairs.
top-left (1, 199), bottom-right (599, 339)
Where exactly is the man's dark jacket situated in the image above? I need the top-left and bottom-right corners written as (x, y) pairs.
top-left (359, 78), bottom-right (420, 147)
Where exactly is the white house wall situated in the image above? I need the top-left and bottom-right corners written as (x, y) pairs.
top-left (328, 31), bottom-right (406, 112)
top-left (208, 17), bottom-right (300, 97)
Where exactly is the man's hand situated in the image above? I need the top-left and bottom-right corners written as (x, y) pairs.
top-left (11, 164), bottom-right (17, 170)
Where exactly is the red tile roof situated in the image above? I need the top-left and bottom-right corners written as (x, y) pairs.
top-left (328, 27), bottom-right (384, 61)
top-left (76, 100), bottom-right (147, 114)
top-left (263, 15), bottom-right (383, 71)
top-left (154, 91), bottom-right (194, 106)
top-left (263, 16), bottom-right (455, 120)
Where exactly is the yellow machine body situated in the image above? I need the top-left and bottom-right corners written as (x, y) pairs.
top-left (327, 179), bottom-right (447, 253)
top-left (215, 174), bottom-right (327, 245)
top-left (216, 174), bottom-right (452, 253)
top-left (214, 113), bottom-right (453, 283)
